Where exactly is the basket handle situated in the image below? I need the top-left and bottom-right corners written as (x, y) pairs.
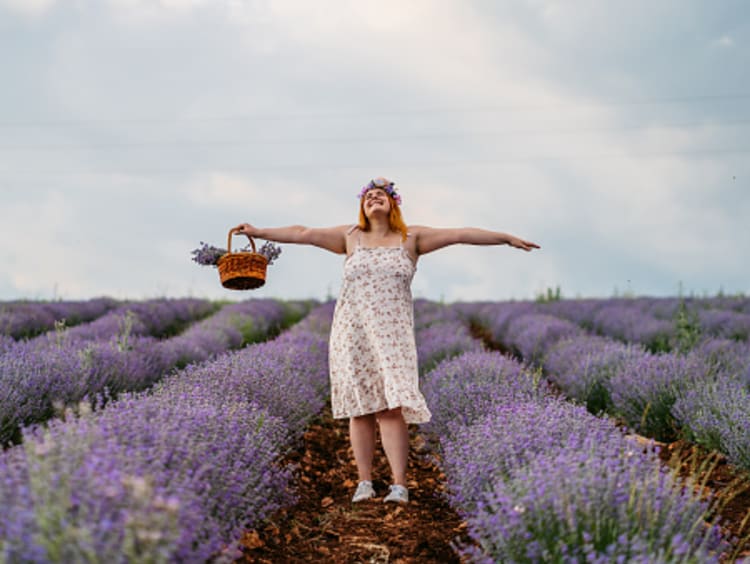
top-left (228, 227), bottom-right (256, 254)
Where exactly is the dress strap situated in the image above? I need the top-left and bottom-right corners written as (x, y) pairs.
top-left (345, 225), bottom-right (362, 256)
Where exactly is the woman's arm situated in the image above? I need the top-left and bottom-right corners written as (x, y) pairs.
top-left (411, 225), bottom-right (540, 256)
top-left (233, 223), bottom-right (349, 254)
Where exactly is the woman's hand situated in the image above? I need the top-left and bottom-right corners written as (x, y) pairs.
top-left (508, 236), bottom-right (541, 252)
top-left (233, 223), bottom-right (257, 238)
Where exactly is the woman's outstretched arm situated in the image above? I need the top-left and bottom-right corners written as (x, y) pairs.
top-left (411, 225), bottom-right (540, 256)
top-left (233, 223), bottom-right (349, 254)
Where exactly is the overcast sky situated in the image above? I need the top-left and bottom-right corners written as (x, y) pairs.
top-left (1, 0), bottom-right (748, 303)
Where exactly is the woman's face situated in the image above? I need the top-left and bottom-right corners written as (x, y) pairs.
top-left (363, 188), bottom-right (391, 217)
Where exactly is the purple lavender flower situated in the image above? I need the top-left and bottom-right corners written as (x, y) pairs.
top-left (440, 398), bottom-right (625, 510)
top-left (544, 335), bottom-right (648, 415)
top-left (421, 351), bottom-right (547, 440)
top-left (697, 309), bottom-right (750, 341)
top-left (591, 305), bottom-right (675, 353)
top-left (190, 241), bottom-right (226, 266)
top-left (674, 374), bottom-right (750, 470)
top-left (0, 307), bottom-right (333, 562)
top-left (191, 240), bottom-right (282, 267)
top-left (415, 320), bottom-right (483, 373)
top-left (609, 352), bottom-right (711, 441)
top-left (471, 301), bottom-right (538, 344)
top-left (505, 313), bottom-right (584, 363)
top-left (537, 298), bottom-right (609, 330)
top-left (255, 241), bottom-right (282, 265)
top-left (462, 442), bottom-right (725, 562)
top-left (0, 299), bottom-right (292, 446)
top-left (0, 298), bottom-right (118, 340)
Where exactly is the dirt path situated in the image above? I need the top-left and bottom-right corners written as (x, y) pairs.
top-left (236, 407), bottom-right (473, 563)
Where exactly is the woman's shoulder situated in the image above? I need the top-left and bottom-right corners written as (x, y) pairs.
top-left (405, 225), bottom-right (432, 236)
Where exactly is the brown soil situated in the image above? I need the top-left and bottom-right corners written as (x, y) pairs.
top-left (659, 440), bottom-right (750, 560)
top-left (236, 407), bottom-right (473, 563)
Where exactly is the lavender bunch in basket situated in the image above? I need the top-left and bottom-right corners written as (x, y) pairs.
top-left (247, 241), bottom-right (282, 265)
top-left (191, 242), bottom-right (226, 266)
top-left (190, 240), bottom-right (282, 267)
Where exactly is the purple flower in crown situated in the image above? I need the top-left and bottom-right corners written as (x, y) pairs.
top-left (357, 177), bottom-right (402, 206)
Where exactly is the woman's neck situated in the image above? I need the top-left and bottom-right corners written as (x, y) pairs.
top-left (367, 216), bottom-right (392, 237)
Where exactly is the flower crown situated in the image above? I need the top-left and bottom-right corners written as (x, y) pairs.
top-left (357, 177), bottom-right (402, 206)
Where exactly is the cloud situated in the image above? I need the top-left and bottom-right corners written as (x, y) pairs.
top-left (712, 35), bottom-right (734, 48)
top-left (0, 191), bottom-right (90, 297)
top-left (0, 0), bottom-right (57, 18)
top-left (1, 2), bottom-right (748, 301)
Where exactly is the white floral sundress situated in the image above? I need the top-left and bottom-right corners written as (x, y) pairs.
top-left (328, 226), bottom-right (432, 424)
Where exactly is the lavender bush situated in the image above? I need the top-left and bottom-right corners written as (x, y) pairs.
top-left (544, 335), bottom-right (648, 415)
top-left (609, 353), bottom-right (711, 441)
top-left (697, 309), bottom-right (750, 341)
top-left (0, 305), bottom-right (332, 562)
top-left (537, 298), bottom-right (609, 330)
top-left (504, 313), bottom-right (584, 363)
top-left (461, 443), bottom-right (725, 563)
top-left (469, 301), bottom-right (538, 345)
top-left (48, 298), bottom-right (217, 344)
top-left (591, 304), bottom-right (675, 353)
top-left (415, 320), bottom-right (483, 373)
top-left (421, 351), bottom-right (546, 440)
top-left (0, 298), bottom-right (118, 340)
top-left (0, 299), bottom-right (294, 446)
top-left (411, 299), bottom-right (464, 330)
top-left (163, 329), bottom-right (329, 440)
top-left (0, 335), bottom-right (14, 355)
top-left (440, 398), bottom-right (625, 510)
top-left (690, 338), bottom-right (750, 381)
top-left (0, 395), bottom-right (292, 563)
top-left (674, 377), bottom-right (750, 470)
top-left (160, 298), bottom-right (295, 368)
top-left (414, 303), bottom-right (730, 563)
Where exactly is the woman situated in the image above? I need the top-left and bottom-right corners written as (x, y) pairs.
top-left (234, 177), bottom-right (539, 504)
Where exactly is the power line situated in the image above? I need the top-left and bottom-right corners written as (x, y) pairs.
top-left (0, 93), bottom-right (748, 128)
top-left (0, 118), bottom-right (748, 152)
top-left (1, 146), bottom-right (747, 177)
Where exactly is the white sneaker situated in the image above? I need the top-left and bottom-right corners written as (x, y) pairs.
top-left (352, 480), bottom-right (376, 503)
top-left (383, 484), bottom-right (409, 504)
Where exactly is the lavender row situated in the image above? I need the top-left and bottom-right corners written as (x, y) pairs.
top-left (546, 332), bottom-right (750, 470)
top-left (467, 303), bottom-right (750, 472)
top-left (540, 298), bottom-right (750, 349)
top-left (35, 297), bottom-right (219, 345)
top-left (0, 299), bottom-right (298, 446)
top-left (414, 300), bottom-right (483, 373)
top-left (0, 304), bottom-right (333, 563)
top-left (0, 297), bottom-right (119, 339)
top-left (420, 349), bottom-right (729, 562)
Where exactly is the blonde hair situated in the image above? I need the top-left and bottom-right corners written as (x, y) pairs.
top-left (358, 192), bottom-right (408, 241)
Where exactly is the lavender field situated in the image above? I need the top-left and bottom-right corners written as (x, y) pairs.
top-left (1, 295), bottom-right (749, 562)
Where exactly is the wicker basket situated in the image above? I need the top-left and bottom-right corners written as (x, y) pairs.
top-left (217, 228), bottom-right (268, 290)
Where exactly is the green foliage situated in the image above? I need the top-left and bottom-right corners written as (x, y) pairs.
top-left (585, 380), bottom-right (612, 416)
top-left (117, 310), bottom-right (137, 352)
top-left (673, 300), bottom-right (702, 355)
top-left (535, 286), bottom-right (562, 303)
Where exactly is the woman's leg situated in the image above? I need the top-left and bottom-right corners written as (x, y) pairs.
top-left (377, 408), bottom-right (409, 486)
top-left (349, 413), bottom-right (377, 482)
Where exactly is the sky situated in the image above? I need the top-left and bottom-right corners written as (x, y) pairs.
top-left (0, 0), bottom-right (748, 304)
